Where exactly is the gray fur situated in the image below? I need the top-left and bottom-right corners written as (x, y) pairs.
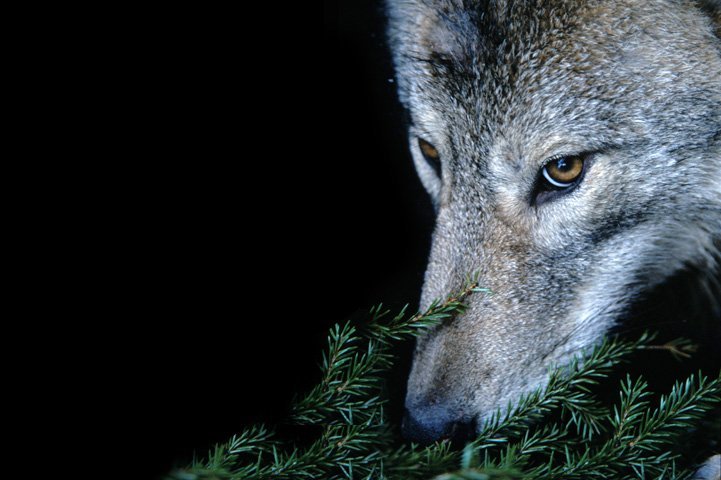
top-left (387, 0), bottom-right (721, 473)
top-left (693, 455), bottom-right (721, 480)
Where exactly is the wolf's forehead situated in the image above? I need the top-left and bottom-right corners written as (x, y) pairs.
top-left (401, 1), bottom-right (719, 145)
top-left (417, 1), bottom-right (582, 65)
top-left (406, 2), bottom-right (595, 128)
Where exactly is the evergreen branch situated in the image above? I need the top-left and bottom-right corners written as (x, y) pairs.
top-left (638, 338), bottom-right (698, 361)
top-left (291, 275), bottom-right (486, 426)
top-left (611, 375), bottom-right (652, 446)
top-left (168, 426), bottom-right (278, 480)
top-left (630, 371), bottom-right (721, 453)
top-left (166, 275), bottom-right (720, 480)
top-left (467, 333), bottom-right (652, 453)
top-left (290, 328), bottom-right (389, 425)
top-left (525, 371), bottom-right (721, 480)
top-left (380, 441), bottom-right (458, 479)
top-left (367, 273), bottom-right (486, 345)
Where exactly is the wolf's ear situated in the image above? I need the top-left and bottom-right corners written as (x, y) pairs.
top-left (386, 0), bottom-right (478, 105)
top-left (385, 0), bottom-right (477, 62)
top-left (386, 0), bottom-right (481, 106)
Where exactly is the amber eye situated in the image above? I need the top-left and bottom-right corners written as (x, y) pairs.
top-left (418, 138), bottom-right (441, 176)
top-left (542, 155), bottom-right (585, 188)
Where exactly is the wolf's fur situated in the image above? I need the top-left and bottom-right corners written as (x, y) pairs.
top-left (386, 0), bottom-right (721, 467)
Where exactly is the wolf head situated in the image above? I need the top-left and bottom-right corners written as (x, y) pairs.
top-left (387, 0), bottom-right (721, 443)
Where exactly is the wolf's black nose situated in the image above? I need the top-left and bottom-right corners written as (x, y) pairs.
top-left (401, 407), bottom-right (475, 446)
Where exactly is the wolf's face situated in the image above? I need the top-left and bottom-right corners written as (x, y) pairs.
top-left (387, 0), bottom-right (721, 443)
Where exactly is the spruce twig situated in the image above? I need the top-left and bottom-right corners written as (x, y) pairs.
top-left (166, 276), bottom-right (720, 480)
top-left (168, 276), bottom-right (484, 480)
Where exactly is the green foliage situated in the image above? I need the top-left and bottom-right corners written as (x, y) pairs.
top-left (166, 278), bottom-right (720, 480)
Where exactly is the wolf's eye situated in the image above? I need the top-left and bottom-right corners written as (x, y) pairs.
top-left (542, 155), bottom-right (584, 188)
top-left (418, 138), bottom-right (441, 177)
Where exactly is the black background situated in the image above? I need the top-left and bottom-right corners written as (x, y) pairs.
top-left (139, 2), bottom-right (435, 478)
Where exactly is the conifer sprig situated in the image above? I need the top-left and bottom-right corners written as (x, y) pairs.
top-left (166, 277), bottom-right (720, 480)
top-left (439, 372), bottom-right (721, 480)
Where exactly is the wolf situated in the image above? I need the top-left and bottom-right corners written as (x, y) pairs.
top-left (386, 0), bottom-right (721, 475)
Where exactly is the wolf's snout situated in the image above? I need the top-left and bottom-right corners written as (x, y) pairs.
top-left (401, 403), bottom-right (475, 445)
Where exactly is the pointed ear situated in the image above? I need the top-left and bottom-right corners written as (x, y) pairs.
top-left (386, 0), bottom-right (477, 62)
top-left (385, 0), bottom-right (471, 106)
top-left (387, 0), bottom-right (443, 58)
